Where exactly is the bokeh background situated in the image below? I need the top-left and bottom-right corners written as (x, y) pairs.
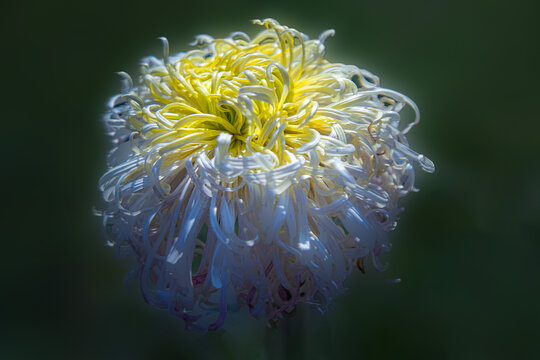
top-left (3, 0), bottom-right (539, 359)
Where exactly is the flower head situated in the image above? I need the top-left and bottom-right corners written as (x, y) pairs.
top-left (99, 19), bottom-right (434, 331)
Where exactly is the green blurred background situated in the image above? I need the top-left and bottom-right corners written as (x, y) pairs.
top-left (4, 0), bottom-right (539, 359)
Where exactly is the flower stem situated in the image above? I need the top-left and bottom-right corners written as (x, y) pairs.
top-left (263, 305), bottom-right (305, 360)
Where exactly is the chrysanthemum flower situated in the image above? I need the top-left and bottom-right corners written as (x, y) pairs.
top-left (98, 19), bottom-right (434, 331)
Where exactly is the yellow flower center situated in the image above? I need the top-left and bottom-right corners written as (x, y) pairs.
top-left (126, 19), bottom-right (354, 170)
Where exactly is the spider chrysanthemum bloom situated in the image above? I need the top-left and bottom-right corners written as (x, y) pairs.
top-left (98, 19), bottom-right (434, 331)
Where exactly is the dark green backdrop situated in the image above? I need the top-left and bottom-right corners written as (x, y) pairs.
top-left (4, 0), bottom-right (539, 359)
